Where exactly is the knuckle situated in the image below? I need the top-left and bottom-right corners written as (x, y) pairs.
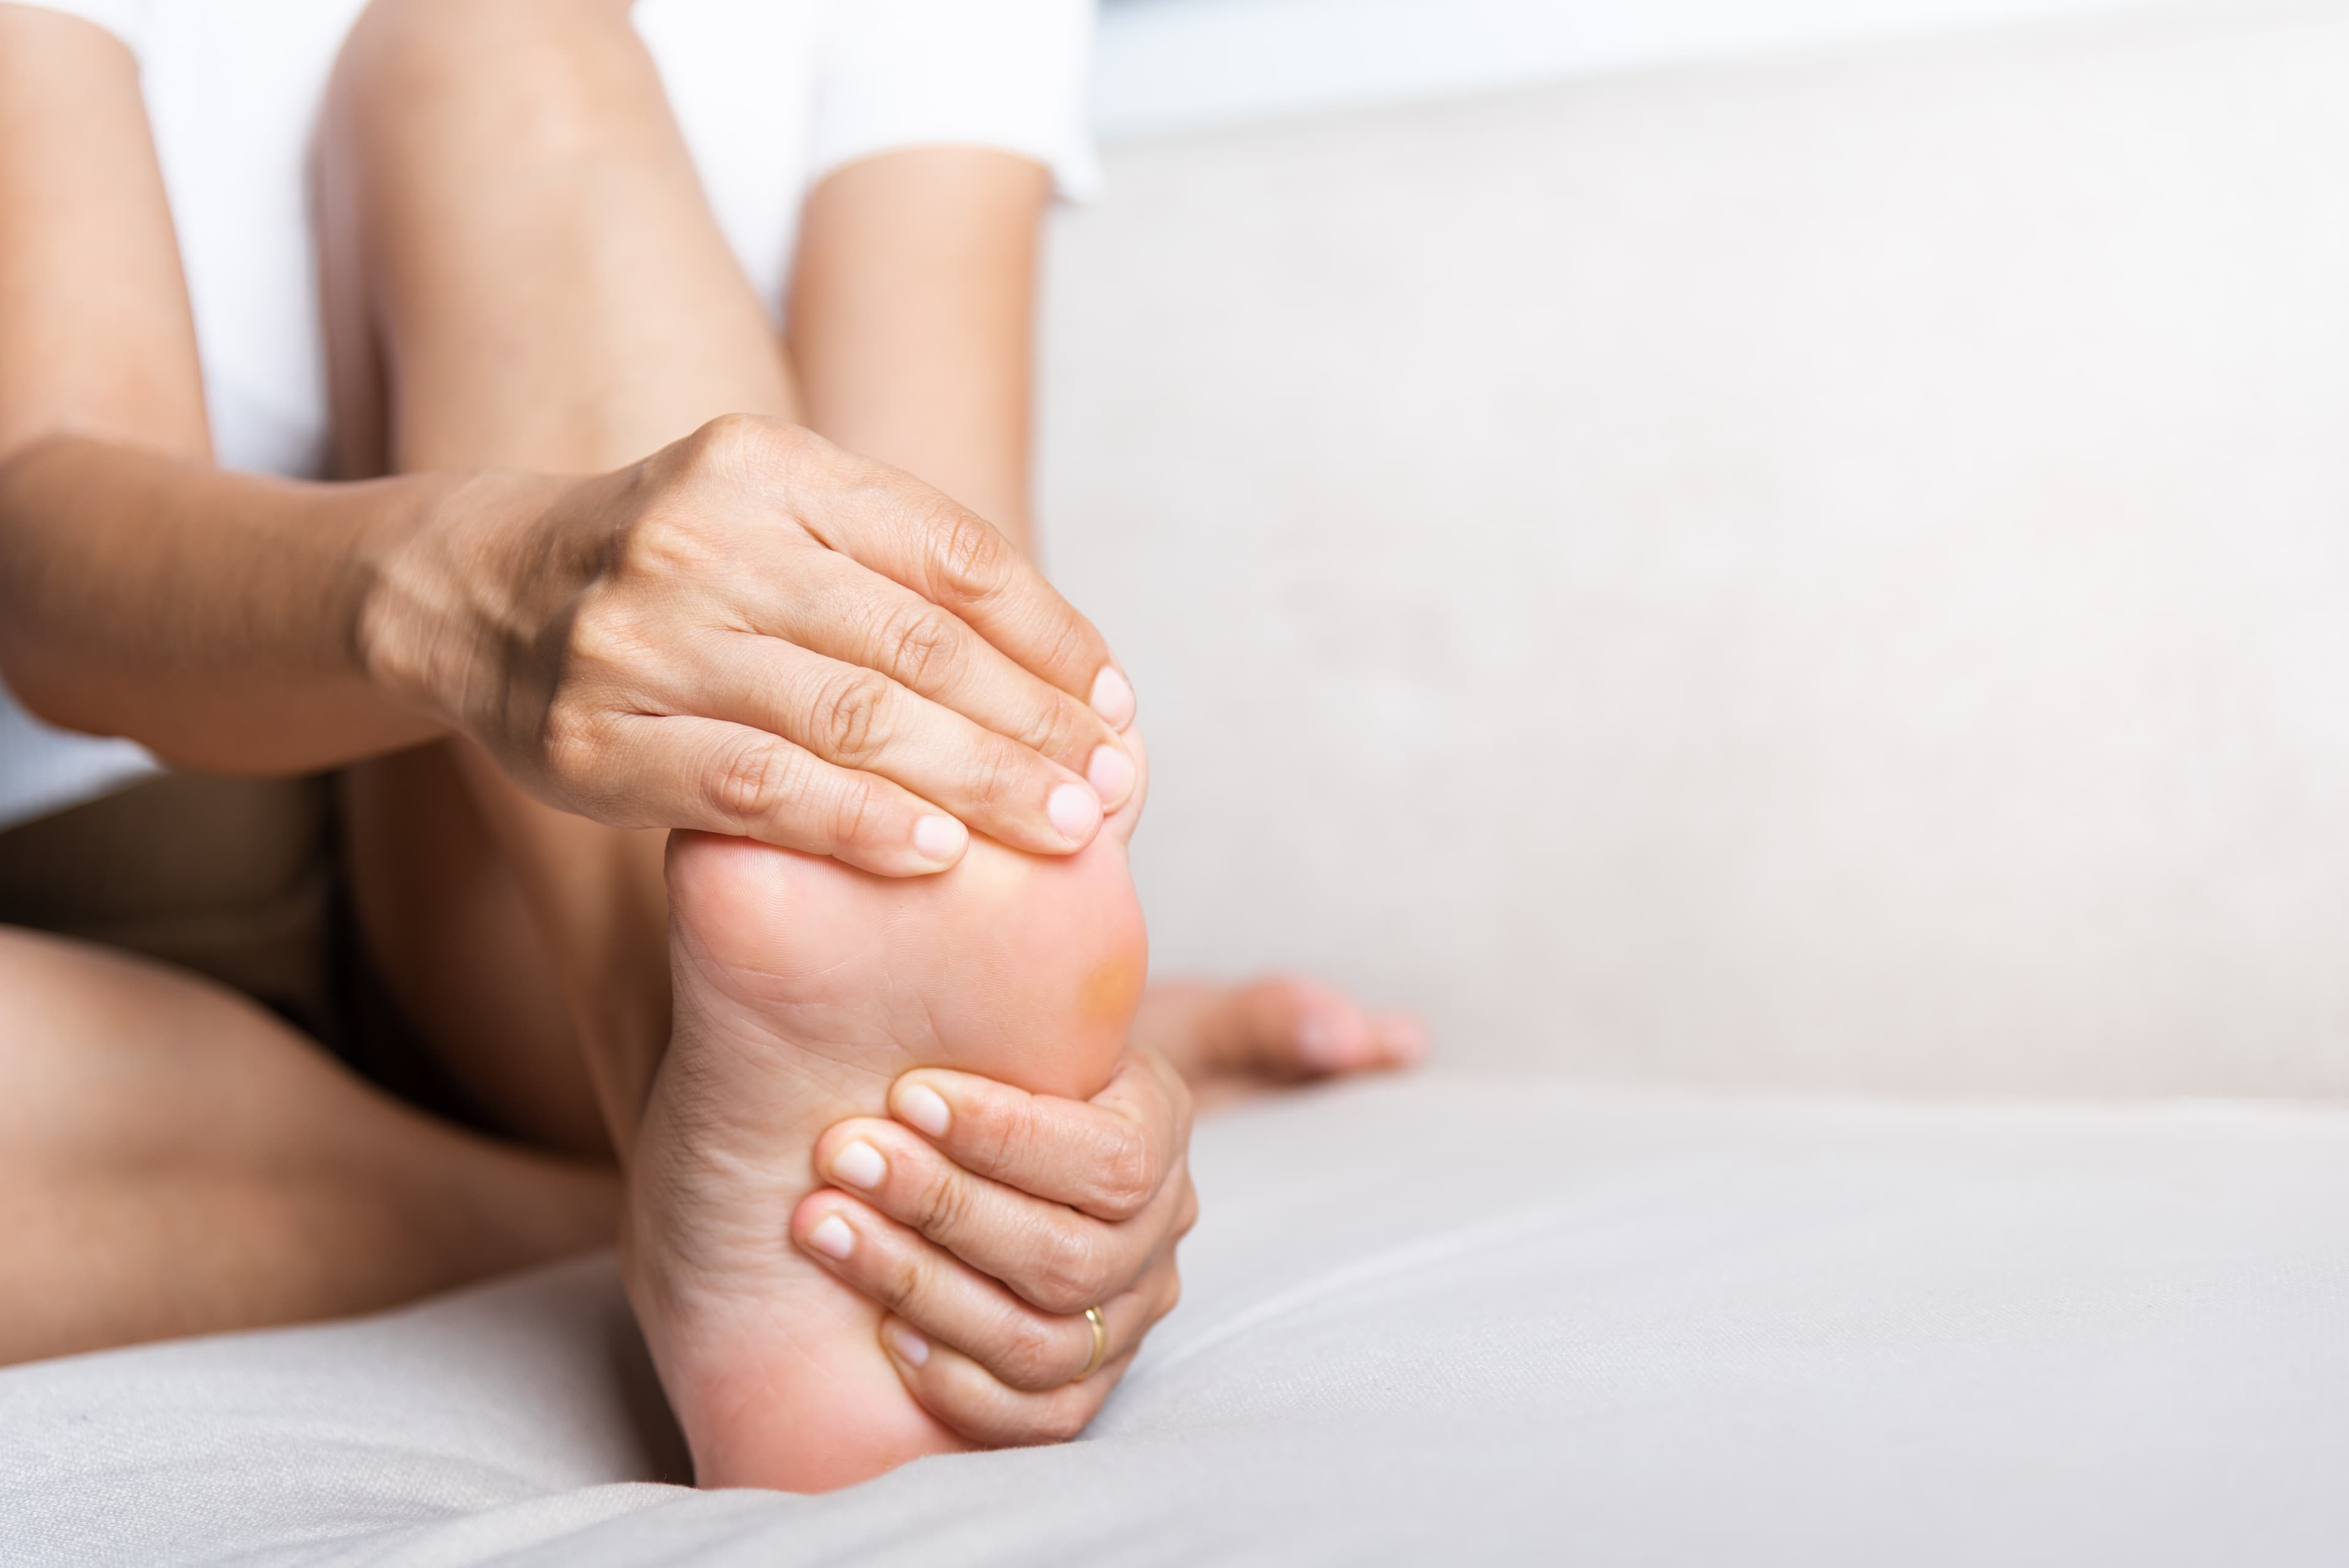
top-left (959, 736), bottom-right (1028, 814)
top-left (1013, 691), bottom-right (1091, 762)
top-left (873, 601), bottom-right (965, 694)
top-left (874, 1250), bottom-right (927, 1314)
top-left (699, 736), bottom-right (794, 830)
top-left (612, 502), bottom-right (710, 583)
top-left (978, 1099), bottom-right (1042, 1176)
top-left (1093, 1133), bottom-right (1162, 1220)
top-left (996, 1315), bottom-right (1067, 1392)
top-left (1027, 605), bottom-right (1095, 684)
top-left (675, 414), bottom-right (819, 502)
top-left (806, 667), bottom-right (897, 765)
top-left (559, 594), bottom-right (644, 674)
top-left (909, 1162), bottom-right (971, 1239)
top-left (920, 502), bottom-right (1012, 607)
top-left (826, 770), bottom-right (892, 850)
top-left (1031, 1227), bottom-right (1112, 1313)
top-left (538, 699), bottom-right (601, 782)
top-left (684, 411), bottom-right (769, 475)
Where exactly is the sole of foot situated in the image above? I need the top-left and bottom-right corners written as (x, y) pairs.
top-left (623, 800), bottom-right (1145, 1492)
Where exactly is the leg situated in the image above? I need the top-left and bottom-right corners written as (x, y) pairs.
top-left (319, 0), bottom-right (798, 1155)
top-left (636, 779), bottom-right (1145, 1489)
top-left (339, 741), bottom-right (609, 1155)
top-left (321, 0), bottom-right (1149, 1490)
top-left (321, 4), bottom-right (1415, 1150)
top-left (0, 927), bottom-right (613, 1366)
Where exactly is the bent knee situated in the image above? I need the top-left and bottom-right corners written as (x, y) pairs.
top-left (330, 0), bottom-right (648, 152)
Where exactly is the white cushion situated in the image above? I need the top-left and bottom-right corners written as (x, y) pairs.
top-left (5, 1076), bottom-right (2345, 1564)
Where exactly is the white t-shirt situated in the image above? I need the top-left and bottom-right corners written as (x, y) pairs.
top-left (0, 0), bottom-right (1097, 830)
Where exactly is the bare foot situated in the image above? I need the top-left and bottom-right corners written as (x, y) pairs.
top-left (1132, 976), bottom-right (1426, 1111)
top-left (622, 795), bottom-right (1146, 1492)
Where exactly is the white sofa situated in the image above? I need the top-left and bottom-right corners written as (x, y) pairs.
top-left (1052, 0), bottom-right (2349, 1100)
top-left (4, 2), bottom-right (2345, 1561)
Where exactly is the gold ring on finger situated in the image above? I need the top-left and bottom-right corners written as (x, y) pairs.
top-left (1077, 1305), bottom-right (1108, 1381)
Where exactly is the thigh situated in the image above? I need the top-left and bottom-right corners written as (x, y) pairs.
top-left (319, 0), bottom-right (804, 1153)
top-left (0, 925), bottom-right (615, 1366)
top-left (319, 0), bottom-right (797, 475)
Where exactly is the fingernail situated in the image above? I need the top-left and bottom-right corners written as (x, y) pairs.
top-left (1086, 743), bottom-right (1134, 805)
top-left (913, 813), bottom-right (967, 864)
top-left (830, 1140), bottom-right (886, 1191)
top-left (1089, 666), bottom-right (1136, 728)
top-left (806, 1214), bottom-right (855, 1260)
top-left (896, 1082), bottom-right (951, 1138)
top-left (1047, 782), bottom-right (1100, 842)
top-left (885, 1322), bottom-right (930, 1368)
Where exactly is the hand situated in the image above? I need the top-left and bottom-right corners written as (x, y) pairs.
top-left (790, 1047), bottom-right (1197, 1446)
top-left (363, 414), bottom-right (1140, 874)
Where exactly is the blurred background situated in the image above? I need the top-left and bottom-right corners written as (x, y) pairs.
top-left (1044, 0), bottom-right (2349, 1097)
top-left (1090, 0), bottom-right (2170, 133)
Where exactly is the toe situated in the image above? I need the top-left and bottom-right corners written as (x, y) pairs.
top-left (1136, 974), bottom-right (1428, 1095)
top-left (1268, 979), bottom-right (1379, 1073)
top-left (1366, 1010), bottom-right (1431, 1066)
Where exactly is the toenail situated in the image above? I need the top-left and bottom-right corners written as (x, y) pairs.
top-left (831, 1140), bottom-right (887, 1190)
top-left (913, 814), bottom-right (967, 864)
top-left (806, 1215), bottom-right (855, 1261)
top-left (896, 1083), bottom-right (951, 1138)
top-left (1294, 1017), bottom-right (1346, 1068)
top-left (1047, 782), bottom-right (1100, 842)
top-left (1086, 743), bottom-right (1134, 805)
top-left (885, 1322), bottom-right (931, 1368)
top-left (1088, 666), bottom-right (1136, 728)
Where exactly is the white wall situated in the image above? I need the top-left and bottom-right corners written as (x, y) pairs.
top-left (1047, 0), bottom-right (2349, 1096)
top-left (1095, 0), bottom-right (2189, 135)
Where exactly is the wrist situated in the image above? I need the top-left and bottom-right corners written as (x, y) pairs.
top-left (352, 467), bottom-right (562, 740)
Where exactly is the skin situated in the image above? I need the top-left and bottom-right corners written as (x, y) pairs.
top-left (0, 925), bottom-right (618, 1367)
top-left (308, 0), bottom-right (1192, 1461)
top-left (634, 778), bottom-right (1152, 1487)
top-left (0, 0), bottom-right (1422, 1452)
top-left (0, 2), bottom-right (1137, 876)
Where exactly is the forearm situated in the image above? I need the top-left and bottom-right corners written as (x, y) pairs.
top-left (0, 434), bottom-right (463, 772)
